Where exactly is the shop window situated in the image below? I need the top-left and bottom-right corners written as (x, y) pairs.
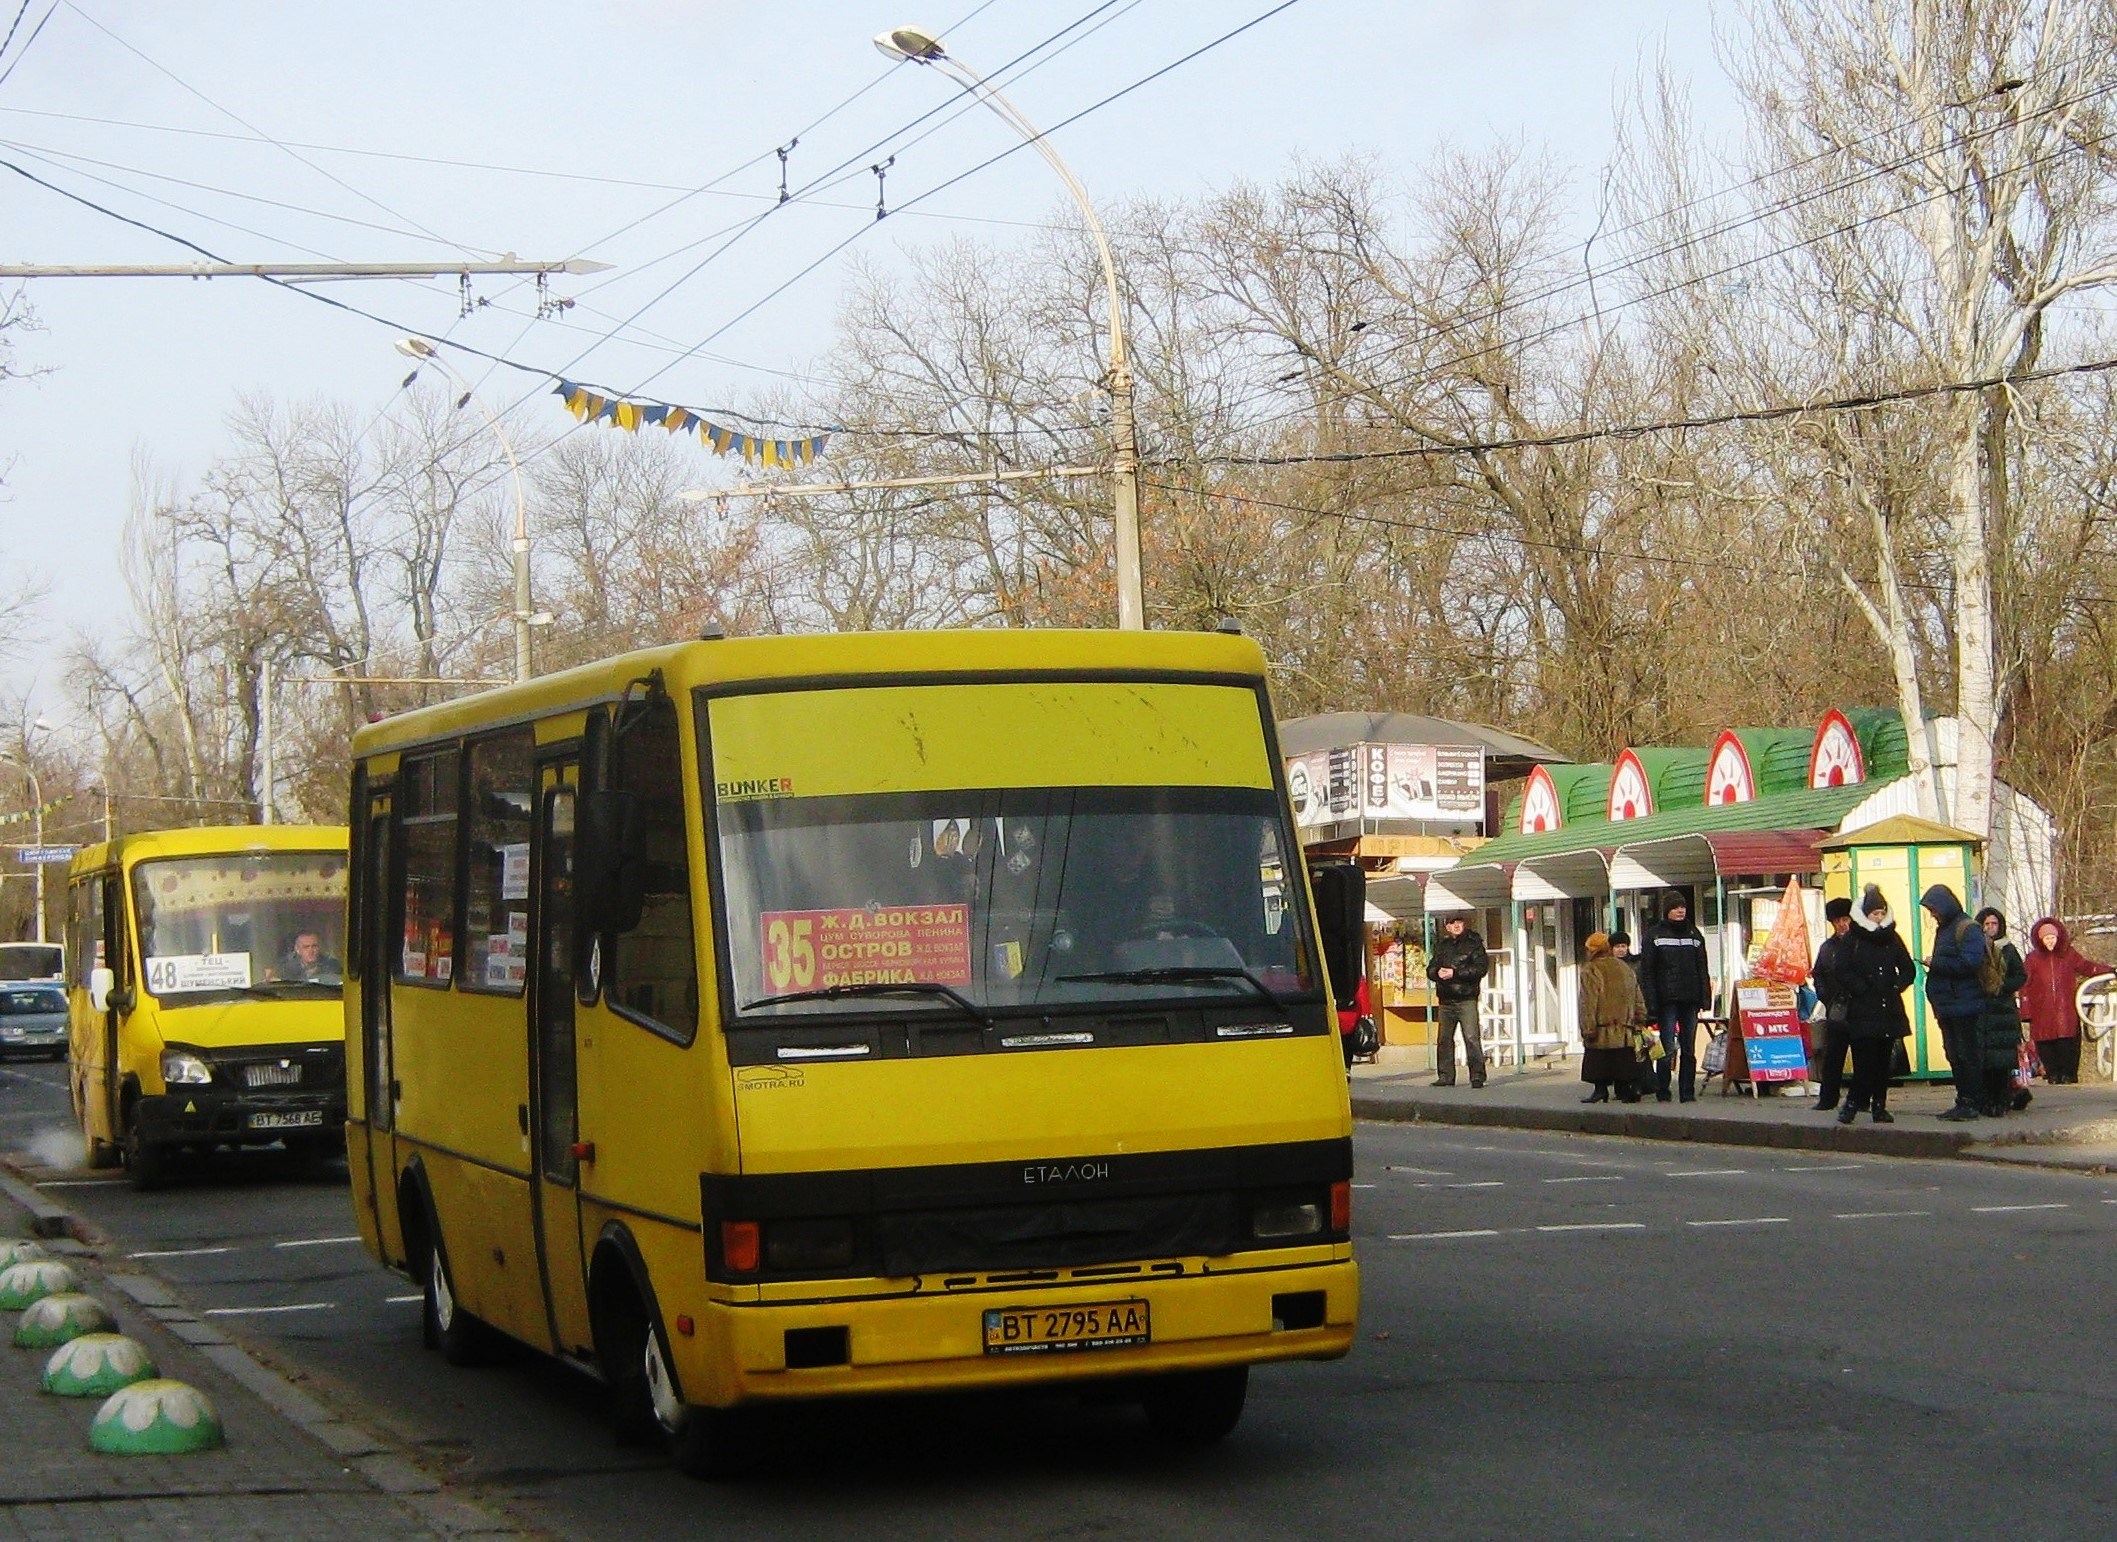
top-left (398, 750), bottom-right (459, 985)
top-left (464, 730), bottom-right (535, 995)
top-left (607, 699), bottom-right (697, 1040)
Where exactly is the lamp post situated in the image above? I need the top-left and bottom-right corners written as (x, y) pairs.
top-left (1, 747), bottom-right (47, 944)
top-left (875, 25), bottom-right (1145, 630)
top-left (396, 338), bottom-right (535, 682)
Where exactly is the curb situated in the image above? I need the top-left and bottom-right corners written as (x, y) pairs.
top-left (1, 1158), bottom-right (524, 1539)
top-left (0, 1167), bottom-right (92, 1243)
top-left (1351, 1093), bottom-right (1977, 1159)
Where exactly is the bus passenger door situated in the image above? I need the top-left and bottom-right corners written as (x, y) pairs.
top-left (99, 869), bottom-right (128, 1152)
top-left (354, 788), bottom-right (398, 1258)
top-left (531, 761), bottom-right (593, 1357)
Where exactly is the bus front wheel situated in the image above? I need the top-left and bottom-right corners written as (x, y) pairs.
top-left (1142, 1365), bottom-right (1248, 1444)
top-left (122, 1102), bottom-right (170, 1192)
top-left (605, 1289), bottom-right (758, 1479)
top-left (422, 1227), bottom-right (495, 1367)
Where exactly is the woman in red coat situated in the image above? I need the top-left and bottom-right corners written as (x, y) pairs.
top-left (2021, 918), bottom-right (2113, 1084)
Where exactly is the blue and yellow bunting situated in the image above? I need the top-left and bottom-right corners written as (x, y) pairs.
top-left (553, 382), bottom-right (829, 466)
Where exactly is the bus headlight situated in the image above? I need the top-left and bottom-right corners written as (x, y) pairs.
top-left (160, 1049), bottom-right (213, 1086)
top-left (764, 1217), bottom-right (856, 1274)
top-left (1251, 1193), bottom-right (1325, 1240)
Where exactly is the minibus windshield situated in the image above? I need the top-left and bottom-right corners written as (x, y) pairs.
top-left (133, 851), bottom-right (348, 1000)
top-left (716, 786), bottom-right (1315, 1019)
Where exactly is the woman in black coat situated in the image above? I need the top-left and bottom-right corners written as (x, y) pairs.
top-left (1975, 908), bottom-right (2030, 1115)
top-left (1837, 886), bottom-right (1917, 1124)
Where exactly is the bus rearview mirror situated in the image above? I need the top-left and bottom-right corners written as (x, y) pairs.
top-left (1309, 863), bottom-right (1366, 1012)
top-left (579, 789), bottom-right (647, 935)
top-left (89, 966), bottom-right (114, 1014)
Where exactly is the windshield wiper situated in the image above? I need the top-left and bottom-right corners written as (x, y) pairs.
top-left (739, 981), bottom-right (992, 1027)
top-left (1053, 966), bottom-right (1295, 1016)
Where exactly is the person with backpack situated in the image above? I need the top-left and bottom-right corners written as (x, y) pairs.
top-left (1975, 908), bottom-right (2030, 1115)
top-left (1838, 885), bottom-right (1916, 1123)
top-left (1640, 890), bottom-right (1713, 1103)
top-left (1920, 884), bottom-right (1994, 1122)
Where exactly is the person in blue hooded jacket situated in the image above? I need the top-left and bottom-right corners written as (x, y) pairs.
top-left (1920, 883), bottom-right (1990, 1122)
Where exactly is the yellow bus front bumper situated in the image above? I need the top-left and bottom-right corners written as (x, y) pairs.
top-left (696, 1257), bottom-right (1357, 1406)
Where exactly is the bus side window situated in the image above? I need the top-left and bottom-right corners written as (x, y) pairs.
top-left (462, 730), bottom-right (535, 996)
top-left (605, 698), bottom-right (698, 1041)
top-left (398, 749), bottom-right (461, 986)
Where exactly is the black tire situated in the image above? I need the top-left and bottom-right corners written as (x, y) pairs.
top-left (601, 1277), bottom-right (758, 1478)
top-left (1142, 1365), bottom-right (1248, 1445)
top-left (422, 1224), bottom-right (494, 1367)
top-left (123, 1100), bottom-right (171, 1192)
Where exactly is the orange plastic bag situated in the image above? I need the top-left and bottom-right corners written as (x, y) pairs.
top-left (1752, 876), bottom-right (1814, 986)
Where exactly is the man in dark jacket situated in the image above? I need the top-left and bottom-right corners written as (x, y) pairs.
top-left (1426, 914), bottom-right (1489, 1088)
top-left (1920, 883), bottom-right (1990, 1122)
top-left (1640, 890), bottom-right (1713, 1103)
top-left (1840, 885), bottom-right (1915, 1123)
top-left (1810, 896), bottom-right (1856, 1112)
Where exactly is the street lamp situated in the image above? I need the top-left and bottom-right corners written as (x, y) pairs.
top-left (396, 338), bottom-right (536, 682)
top-left (875, 25), bottom-right (1145, 630)
top-left (1, 743), bottom-right (48, 944)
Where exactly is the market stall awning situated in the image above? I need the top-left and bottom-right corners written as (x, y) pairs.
top-left (1609, 830), bottom-right (1831, 890)
top-left (1516, 849), bottom-right (1612, 900)
top-left (1425, 863), bottom-right (1513, 912)
top-left (1364, 872), bottom-right (1426, 922)
top-left (1461, 781), bottom-right (1875, 873)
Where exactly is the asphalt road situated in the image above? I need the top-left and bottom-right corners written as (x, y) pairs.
top-left (7, 1053), bottom-right (2117, 1539)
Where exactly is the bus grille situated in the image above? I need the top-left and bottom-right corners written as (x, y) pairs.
top-left (244, 1061), bottom-right (302, 1087)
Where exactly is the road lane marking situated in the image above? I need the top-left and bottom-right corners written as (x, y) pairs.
top-left (1543, 1175), bottom-right (1623, 1184)
top-left (129, 1246), bottom-right (232, 1260)
top-left (38, 1179), bottom-right (125, 1188)
top-left (1385, 1166), bottom-right (1454, 1176)
top-left (1388, 1229), bottom-right (1500, 1240)
top-left (386, 1293), bottom-right (422, 1304)
top-left (1444, 1181), bottom-right (1505, 1188)
top-left (1351, 1183), bottom-right (1377, 1190)
top-left (203, 1302), bottom-right (334, 1317)
top-left (1665, 1169), bottom-right (1747, 1178)
top-left (1536, 1223), bottom-right (1645, 1233)
top-left (1787, 1163), bottom-right (1865, 1172)
top-left (1833, 1210), bottom-right (1932, 1220)
top-left (1971, 1203), bottom-right (2070, 1213)
top-left (274, 1235), bottom-right (362, 1249)
top-left (1686, 1217), bottom-right (1789, 1228)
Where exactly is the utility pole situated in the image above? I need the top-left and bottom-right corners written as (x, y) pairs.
top-left (260, 658), bottom-right (275, 826)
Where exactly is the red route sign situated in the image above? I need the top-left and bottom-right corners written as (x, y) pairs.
top-left (760, 904), bottom-right (973, 994)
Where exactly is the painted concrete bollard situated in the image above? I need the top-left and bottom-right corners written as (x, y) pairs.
top-left (0, 1239), bottom-right (48, 1269)
top-left (15, 1292), bottom-right (116, 1348)
top-left (43, 1333), bottom-right (158, 1398)
top-left (89, 1379), bottom-right (224, 1455)
top-left (0, 1258), bottom-right (78, 1309)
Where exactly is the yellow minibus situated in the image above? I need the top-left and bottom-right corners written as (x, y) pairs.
top-left (346, 628), bottom-right (1357, 1477)
top-left (66, 825), bottom-right (350, 1188)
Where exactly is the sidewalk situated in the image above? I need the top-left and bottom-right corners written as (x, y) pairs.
top-left (0, 1173), bottom-right (518, 1541)
top-left (1351, 1062), bottom-right (2117, 1167)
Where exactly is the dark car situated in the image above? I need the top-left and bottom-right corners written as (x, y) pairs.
top-left (0, 985), bottom-right (67, 1061)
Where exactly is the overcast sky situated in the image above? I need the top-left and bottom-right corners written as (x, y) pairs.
top-left (0, 0), bottom-right (1732, 720)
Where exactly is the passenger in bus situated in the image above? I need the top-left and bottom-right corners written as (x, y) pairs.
top-left (276, 929), bottom-right (343, 982)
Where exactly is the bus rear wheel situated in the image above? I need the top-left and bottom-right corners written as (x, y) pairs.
top-left (1142, 1365), bottom-right (1248, 1445)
